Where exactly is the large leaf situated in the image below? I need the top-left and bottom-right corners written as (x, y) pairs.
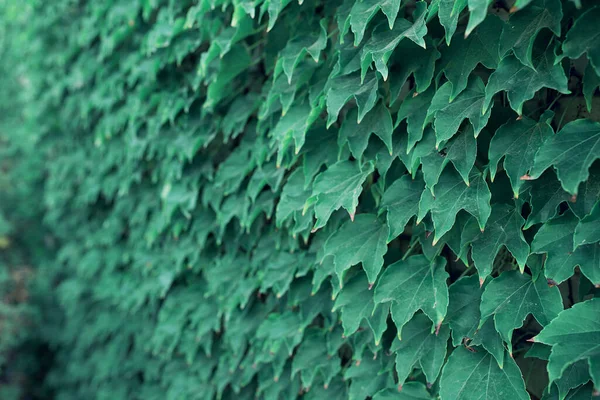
top-left (379, 173), bottom-right (425, 241)
top-left (562, 7), bottom-right (600, 76)
top-left (527, 119), bottom-right (600, 195)
top-left (535, 298), bottom-right (600, 388)
top-left (322, 214), bottom-right (389, 284)
top-left (480, 270), bottom-right (563, 353)
top-left (339, 102), bottom-right (394, 160)
top-left (374, 255), bottom-right (449, 337)
top-left (439, 347), bottom-right (529, 400)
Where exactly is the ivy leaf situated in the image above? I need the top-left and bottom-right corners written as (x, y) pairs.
top-left (569, 165), bottom-right (600, 219)
top-left (306, 160), bottom-right (374, 231)
top-left (379, 173), bottom-right (425, 241)
top-left (325, 71), bottom-right (379, 127)
top-left (302, 127), bottom-right (343, 187)
top-left (583, 63), bottom-right (600, 113)
top-left (531, 211), bottom-right (600, 285)
top-left (390, 313), bottom-right (450, 387)
top-left (562, 7), bottom-right (600, 76)
top-left (339, 102), bottom-right (394, 160)
top-left (344, 356), bottom-right (394, 400)
top-left (372, 382), bottom-right (433, 399)
top-left (349, 0), bottom-right (402, 46)
top-left (271, 102), bottom-right (321, 162)
top-left (418, 168), bottom-right (492, 245)
top-left (388, 40), bottom-right (440, 101)
top-left (574, 202), bottom-right (600, 248)
top-left (332, 272), bottom-right (388, 343)
top-left (438, 0), bottom-right (467, 45)
top-left (427, 76), bottom-right (493, 147)
top-left (275, 19), bottom-right (328, 83)
top-left (499, 0), bottom-right (562, 69)
top-left (440, 15), bottom-right (502, 101)
top-left (483, 48), bottom-right (570, 116)
top-left (322, 214), bottom-right (389, 285)
top-left (291, 329), bottom-right (341, 389)
top-left (439, 347), bottom-right (529, 400)
top-left (374, 255), bottom-right (449, 338)
top-left (527, 119), bottom-right (600, 195)
top-left (421, 125), bottom-right (477, 194)
top-left (488, 112), bottom-right (554, 197)
top-left (480, 270), bottom-right (563, 354)
top-left (534, 298), bottom-right (600, 388)
top-left (461, 204), bottom-right (530, 280)
top-left (465, 0), bottom-right (493, 36)
top-left (522, 171), bottom-right (572, 229)
top-left (446, 275), bottom-right (482, 346)
top-left (360, 2), bottom-right (428, 82)
top-left (396, 87), bottom-right (435, 153)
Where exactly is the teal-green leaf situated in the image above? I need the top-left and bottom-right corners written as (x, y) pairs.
top-left (483, 48), bottom-right (570, 116)
top-left (522, 171), bottom-right (572, 229)
top-left (388, 40), bottom-right (440, 101)
top-left (322, 214), bottom-right (389, 284)
top-left (372, 382), bottom-right (433, 399)
top-left (390, 313), bottom-right (449, 387)
top-left (427, 76), bottom-right (492, 147)
top-left (374, 255), bottom-right (448, 337)
top-left (480, 270), bottom-right (563, 354)
top-left (439, 347), bottom-right (529, 400)
top-left (360, 2), bottom-right (428, 81)
top-left (306, 160), bottom-right (374, 230)
top-left (535, 298), bottom-right (600, 389)
top-left (396, 87), bottom-right (435, 153)
top-left (531, 211), bottom-right (600, 285)
top-left (461, 204), bottom-right (530, 279)
top-left (291, 329), bottom-right (341, 389)
top-left (446, 275), bottom-right (482, 346)
top-left (325, 71), bottom-right (379, 127)
top-left (333, 272), bottom-right (389, 343)
top-left (499, 0), bottom-right (562, 69)
top-left (488, 113), bottom-right (554, 197)
top-left (418, 168), bottom-right (491, 244)
top-left (574, 202), bottom-right (600, 248)
top-left (583, 63), bottom-right (600, 113)
top-left (339, 102), bottom-right (394, 160)
top-left (440, 16), bottom-right (502, 101)
top-left (438, 0), bottom-right (467, 45)
top-left (379, 173), bottom-right (425, 241)
top-left (465, 0), bottom-right (493, 36)
top-left (421, 125), bottom-right (477, 194)
top-left (562, 7), bottom-right (600, 77)
top-left (527, 119), bottom-right (600, 195)
top-left (349, 0), bottom-right (402, 46)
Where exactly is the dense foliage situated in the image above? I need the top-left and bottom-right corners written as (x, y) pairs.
top-left (1, 0), bottom-right (600, 398)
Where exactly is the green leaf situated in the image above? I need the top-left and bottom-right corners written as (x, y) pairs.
top-left (480, 270), bottom-right (563, 354)
top-left (388, 40), bottom-right (440, 100)
top-left (523, 171), bottom-right (572, 229)
top-left (427, 76), bottom-right (493, 147)
top-left (326, 71), bottom-right (379, 127)
top-left (562, 7), bottom-right (600, 77)
top-left (461, 204), bottom-right (530, 279)
top-left (438, 0), bottom-right (467, 45)
top-left (360, 2), bottom-right (428, 81)
top-left (531, 211), bottom-right (600, 285)
top-left (583, 62), bottom-right (600, 113)
top-left (446, 275), bottom-right (482, 346)
top-left (535, 298), bottom-right (600, 389)
top-left (349, 0), bottom-right (402, 46)
top-left (379, 173), bottom-right (425, 241)
top-left (339, 102), bottom-right (394, 160)
top-left (483, 48), bottom-right (570, 116)
top-left (527, 119), bottom-right (600, 195)
top-left (465, 0), bottom-right (493, 36)
top-left (390, 313), bottom-right (449, 387)
top-left (418, 168), bottom-right (492, 244)
top-left (396, 87), bottom-right (435, 153)
top-left (374, 255), bottom-right (448, 337)
top-left (322, 214), bottom-right (389, 284)
top-left (574, 202), bottom-right (600, 248)
top-left (372, 382), bottom-right (433, 399)
top-left (439, 347), bottom-right (529, 400)
top-left (344, 356), bottom-right (394, 400)
top-left (333, 272), bottom-right (389, 343)
top-left (499, 0), bottom-right (562, 69)
top-left (306, 160), bottom-right (374, 230)
top-left (291, 329), bottom-right (341, 389)
top-left (440, 16), bottom-right (502, 101)
top-left (421, 125), bottom-right (477, 194)
top-left (488, 113), bottom-right (554, 197)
